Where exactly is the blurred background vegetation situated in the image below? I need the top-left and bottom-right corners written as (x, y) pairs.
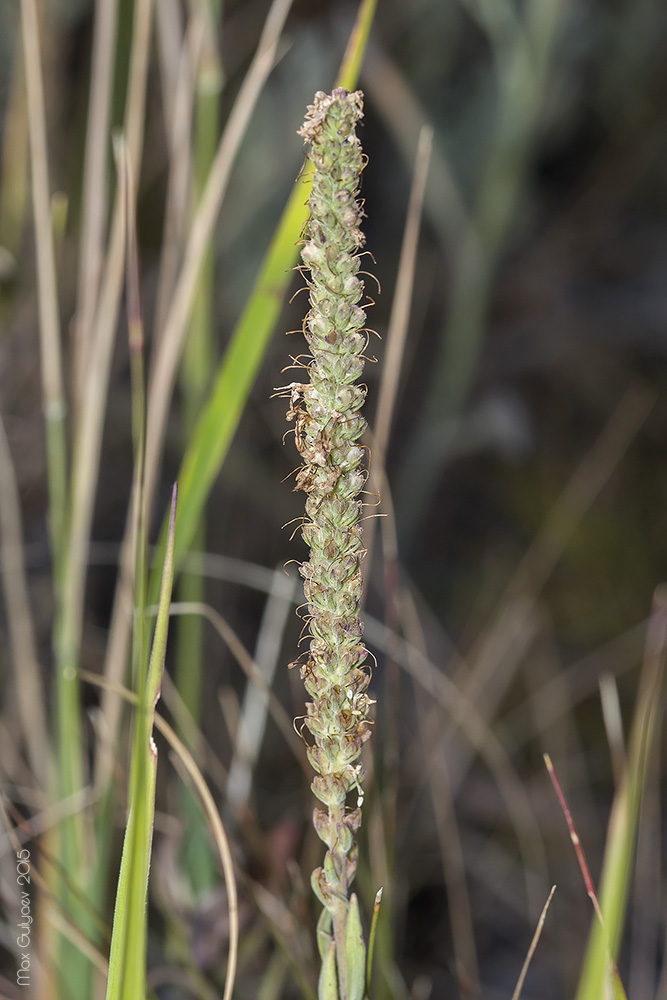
top-left (1, 0), bottom-right (667, 998)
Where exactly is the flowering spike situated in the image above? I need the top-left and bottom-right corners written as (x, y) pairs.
top-left (283, 88), bottom-right (373, 997)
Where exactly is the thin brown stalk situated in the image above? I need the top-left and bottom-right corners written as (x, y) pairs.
top-left (510, 884), bottom-right (556, 1000)
top-left (155, 0), bottom-right (185, 131)
top-left (365, 125), bottom-right (432, 572)
top-left (544, 752), bottom-right (627, 997)
top-left (19, 0), bottom-right (63, 411)
top-left (544, 754), bottom-right (603, 917)
top-left (62, 0), bottom-right (152, 796)
top-left (19, 0), bottom-right (67, 552)
top-left (374, 126), bottom-right (433, 462)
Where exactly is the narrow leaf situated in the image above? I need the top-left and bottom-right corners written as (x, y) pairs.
top-left (318, 941), bottom-right (340, 1000)
top-left (345, 894), bottom-right (366, 1000)
top-left (105, 486), bottom-right (178, 1000)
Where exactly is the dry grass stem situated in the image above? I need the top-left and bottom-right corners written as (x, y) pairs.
top-left (74, 0), bottom-right (119, 404)
top-left (510, 884), bottom-right (556, 1000)
top-left (19, 0), bottom-right (64, 419)
top-left (364, 125), bottom-right (433, 574)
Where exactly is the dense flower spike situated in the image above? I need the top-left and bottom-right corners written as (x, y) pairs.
top-left (283, 89), bottom-right (373, 999)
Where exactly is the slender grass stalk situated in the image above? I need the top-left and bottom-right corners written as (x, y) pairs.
top-left (510, 885), bottom-right (557, 1000)
top-left (19, 0), bottom-right (81, 993)
top-left (74, 0), bottom-right (119, 408)
top-left (175, 1), bottom-right (223, 897)
top-left (19, 0), bottom-right (67, 575)
top-left (152, 20), bottom-right (197, 346)
top-left (106, 138), bottom-right (177, 1000)
top-left (286, 88), bottom-right (373, 1000)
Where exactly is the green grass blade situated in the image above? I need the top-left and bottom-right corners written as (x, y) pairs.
top-left (105, 486), bottom-right (178, 1000)
top-left (574, 590), bottom-right (667, 1000)
top-left (152, 0), bottom-right (377, 589)
top-left (337, 0), bottom-right (377, 92)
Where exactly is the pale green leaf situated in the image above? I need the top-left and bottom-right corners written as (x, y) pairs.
top-left (345, 894), bottom-right (366, 1000)
top-left (318, 941), bottom-right (340, 1000)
